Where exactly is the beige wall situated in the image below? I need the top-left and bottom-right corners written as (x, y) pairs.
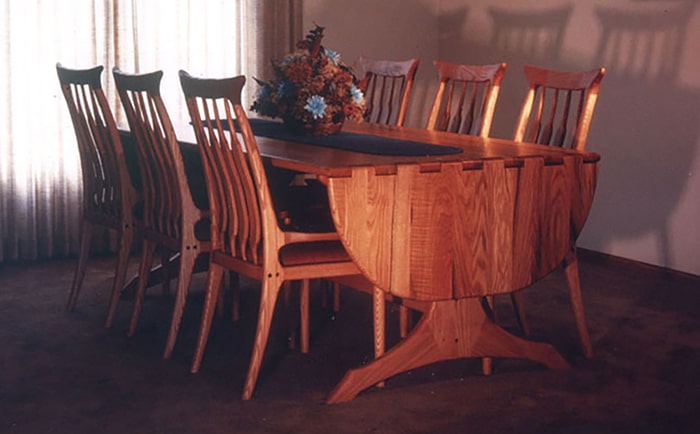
top-left (302, 0), bottom-right (441, 128)
top-left (302, 0), bottom-right (700, 276)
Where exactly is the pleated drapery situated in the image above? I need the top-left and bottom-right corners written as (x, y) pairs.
top-left (0, 0), bottom-right (301, 262)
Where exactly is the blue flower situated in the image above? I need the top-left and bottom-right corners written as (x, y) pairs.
top-left (350, 84), bottom-right (364, 104)
top-left (277, 80), bottom-right (294, 97)
top-left (256, 84), bottom-right (271, 100)
top-left (323, 47), bottom-right (340, 64)
top-left (304, 95), bottom-right (327, 119)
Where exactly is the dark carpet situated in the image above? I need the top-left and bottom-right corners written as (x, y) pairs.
top-left (1, 250), bottom-right (698, 434)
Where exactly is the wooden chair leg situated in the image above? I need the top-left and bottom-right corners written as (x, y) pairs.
top-left (127, 240), bottom-right (156, 337)
top-left (373, 286), bottom-right (386, 388)
top-left (482, 295), bottom-right (494, 376)
top-left (191, 263), bottom-right (225, 374)
top-left (320, 280), bottom-right (341, 313)
top-left (300, 279), bottom-right (310, 354)
top-left (105, 225), bottom-right (134, 329)
top-left (242, 276), bottom-right (283, 400)
top-left (563, 246), bottom-right (593, 358)
top-left (67, 220), bottom-right (93, 311)
top-left (162, 249), bottom-right (197, 359)
top-left (481, 357), bottom-right (493, 376)
top-left (283, 281), bottom-right (296, 350)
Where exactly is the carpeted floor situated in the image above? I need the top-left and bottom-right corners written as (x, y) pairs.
top-left (1, 249), bottom-right (698, 434)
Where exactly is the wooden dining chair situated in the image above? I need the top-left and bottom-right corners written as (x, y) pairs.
top-left (510, 64), bottom-right (606, 358)
top-left (178, 70), bottom-right (363, 400)
top-left (426, 61), bottom-right (507, 137)
top-left (514, 65), bottom-right (606, 150)
top-left (113, 68), bottom-right (212, 359)
top-left (57, 64), bottom-right (139, 328)
top-left (356, 56), bottom-right (420, 126)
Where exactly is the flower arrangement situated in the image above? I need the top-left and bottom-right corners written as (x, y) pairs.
top-left (251, 25), bottom-right (365, 135)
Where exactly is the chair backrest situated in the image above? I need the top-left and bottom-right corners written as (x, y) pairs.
top-left (513, 65), bottom-right (606, 151)
top-left (179, 71), bottom-right (273, 265)
top-left (356, 57), bottom-right (419, 127)
top-left (426, 61), bottom-right (507, 137)
top-left (113, 68), bottom-right (198, 239)
top-left (56, 63), bottom-right (135, 226)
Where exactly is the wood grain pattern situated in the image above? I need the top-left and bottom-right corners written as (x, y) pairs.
top-left (328, 156), bottom-right (597, 300)
top-left (165, 113), bottom-right (600, 403)
top-left (511, 157), bottom-right (543, 290)
top-left (327, 297), bottom-right (569, 404)
top-left (327, 167), bottom-right (395, 291)
top-left (325, 153), bottom-right (597, 402)
top-left (168, 119), bottom-right (601, 181)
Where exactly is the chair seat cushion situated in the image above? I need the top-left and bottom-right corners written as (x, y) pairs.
top-left (279, 240), bottom-right (351, 266)
top-left (269, 169), bottom-right (337, 233)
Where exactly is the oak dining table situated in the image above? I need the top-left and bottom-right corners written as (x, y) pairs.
top-left (125, 118), bottom-right (600, 403)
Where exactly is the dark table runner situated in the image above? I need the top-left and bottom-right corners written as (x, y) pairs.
top-left (225, 118), bottom-right (463, 156)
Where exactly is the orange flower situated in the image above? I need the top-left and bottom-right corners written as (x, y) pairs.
top-left (251, 25), bottom-right (366, 131)
top-left (284, 61), bottom-right (312, 85)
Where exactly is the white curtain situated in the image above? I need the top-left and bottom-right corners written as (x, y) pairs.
top-left (0, 0), bottom-right (300, 262)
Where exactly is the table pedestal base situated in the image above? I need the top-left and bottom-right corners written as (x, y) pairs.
top-left (326, 297), bottom-right (569, 404)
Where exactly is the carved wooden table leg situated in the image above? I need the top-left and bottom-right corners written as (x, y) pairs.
top-left (326, 296), bottom-right (569, 404)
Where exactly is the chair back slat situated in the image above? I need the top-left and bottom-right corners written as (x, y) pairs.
top-left (539, 88), bottom-right (559, 145)
top-left (56, 64), bottom-right (134, 226)
top-left (87, 89), bottom-right (121, 215)
top-left (552, 90), bottom-right (572, 147)
top-left (357, 57), bottom-right (419, 126)
top-left (427, 61), bottom-right (507, 137)
top-left (437, 81), bottom-right (455, 131)
top-left (114, 69), bottom-right (199, 240)
top-left (180, 71), bottom-right (273, 265)
top-left (202, 99), bottom-right (253, 259)
top-left (449, 81), bottom-right (481, 134)
top-left (514, 65), bottom-right (605, 150)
